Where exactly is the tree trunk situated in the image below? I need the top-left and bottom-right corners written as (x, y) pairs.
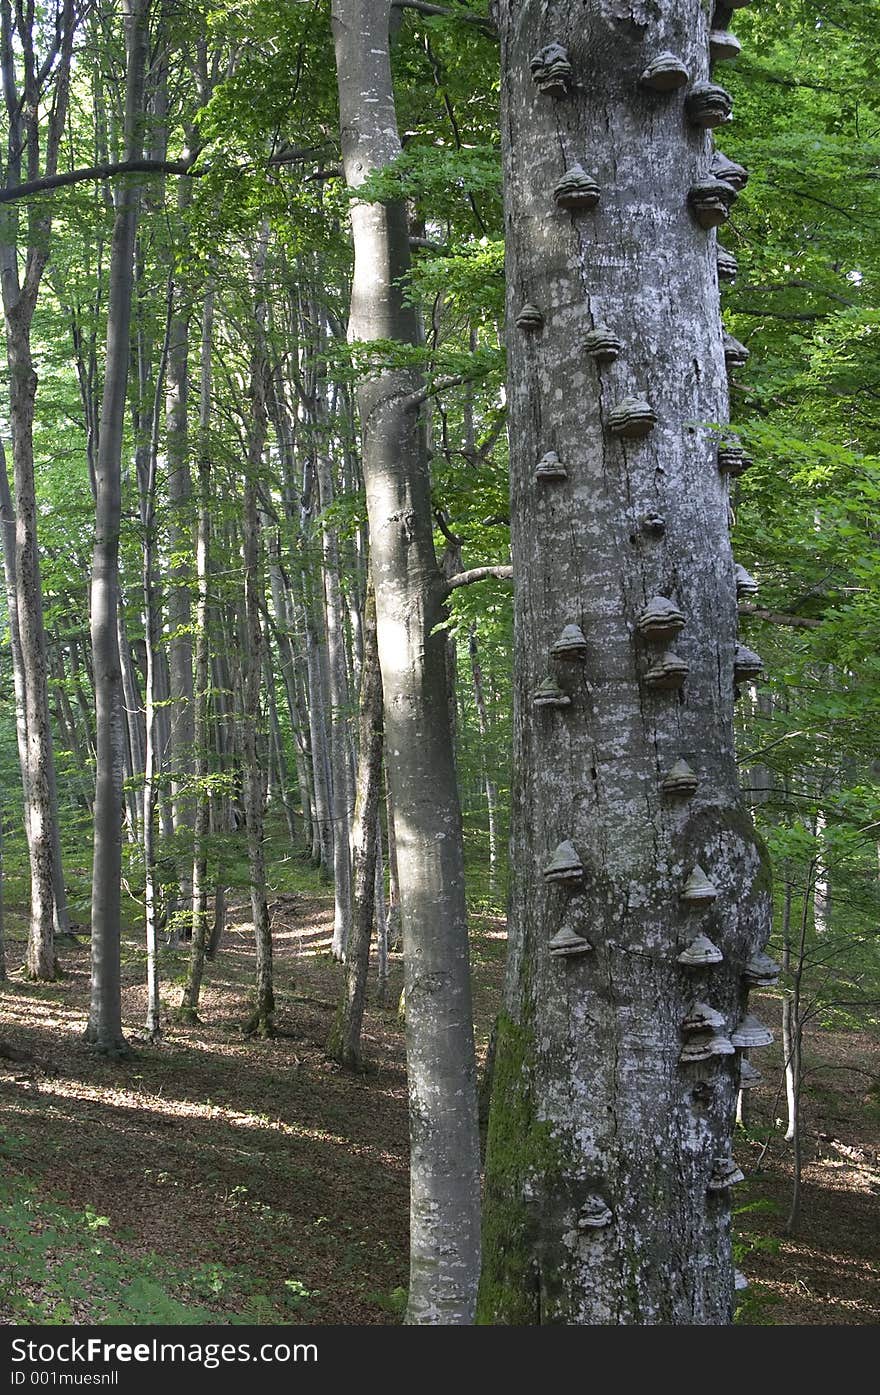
top-left (240, 234), bottom-right (274, 1039)
top-left (332, 0), bottom-right (481, 1324)
top-left (469, 627), bottom-right (499, 897)
top-left (328, 582), bottom-right (383, 1068)
top-left (480, 1), bottom-right (772, 1324)
top-left (86, 0), bottom-right (150, 1056)
top-left (182, 285), bottom-right (214, 1023)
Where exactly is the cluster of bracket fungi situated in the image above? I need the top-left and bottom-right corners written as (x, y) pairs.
top-left (528, 4), bottom-right (772, 1245)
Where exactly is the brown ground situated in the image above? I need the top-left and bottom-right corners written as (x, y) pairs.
top-left (1, 895), bottom-right (878, 1325)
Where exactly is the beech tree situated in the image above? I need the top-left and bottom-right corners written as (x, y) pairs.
top-left (332, 0), bottom-right (482, 1323)
top-left (479, 0), bottom-right (773, 1324)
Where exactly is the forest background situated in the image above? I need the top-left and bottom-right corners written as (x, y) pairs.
top-left (1, 0), bottom-right (879, 1326)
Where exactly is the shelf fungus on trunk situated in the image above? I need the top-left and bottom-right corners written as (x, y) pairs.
top-left (681, 1001), bottom-right (726, 1035)
top-left (717, 439), bottom-right (753, 477)
top-left (677, 932), bottom-right (724, 967)
top-left (723, 332), bottom-right (750, 371)
top-left (535, 450), bottom-right (568, 482)
top-left (609, 397), bottom-right (657, 438)
top-left (710, 151), bottom-right (749, 191)
top-left (733, 643), bottom-right (764, 683)
top-left (549, 925), bottom-right (592, 958)
top-left (685, 82), bottom-right (733, 128)
top-left (578, 1194), bottom-right (613, 1229)
top-left (731, 1012), bottom-right (774, 1049)
top-left (679, 1030), bottom-right (734, 1063)
top-left (707, 1152), bottom-right (745, 1191)
top-left (637, 595), bottom-right (686, 643)
top-left (734, 562), bottom-right (759, 598)
top-left (641, 510), bottom-right (667, 537)
top-left (551, 622), bottom-right (589, 661)
top-left (681, 864), bottom-right (719, 903)
top-left (553, 163), bottom-right (600, 211)
top-left (529, 42), bottom-right (573, 98)
top-left (738, 1057), bottom-right (763, 1089)
top-left (743, 948), bottom-right (781, 987)
top-left (533, 674), bottom-right (572, 708)
top-left (688, 178), bottom-right (737, 229)
top-left (583, 327), bottom-right (623, 363)
top-left (709, 29), bottom-right (743, 63)
top-left (639, 51), bottom-right (690, 92)
top-left (644, 649), bottom-right (689, 690)
top-left (661, 758), bottom-right (700, 797)
top-left (515, 301), bottom-right (544, 332)
top-left (543, 839), bottom-right (584, 884)
top-left (716, 246), bottom-right (738, 283)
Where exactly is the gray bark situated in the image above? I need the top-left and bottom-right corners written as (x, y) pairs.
top-left (86, 0), bottom-right (150, 1056)
top-left (480, 1), bottom-right (771, 1324)
top-left (332, 0), bottom-right (481, 1324)
top-left (328, 582), bottom-right (383, 1068)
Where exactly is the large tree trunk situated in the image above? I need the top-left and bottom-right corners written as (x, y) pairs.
top-left (332, 0), bottom-right (481, 1324)
top-left (479, 1), bottom-right (772, 1324)
top-left (86, 0), bottom-right (150, 1056)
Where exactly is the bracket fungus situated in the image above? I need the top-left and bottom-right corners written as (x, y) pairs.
top-left (637, 595), bottom-right (686, 643)
top-left (661, 759), bottom-right (699, 797)
top-left (707, 1152), bottom-right (745, 1191)
top-left (534, 450), bottom-right (568, 482)
top-left (609, 397), bottom-right (657, 438)
top-left (681, 1001), bottom-right (726, 1035)
top-left (533, 674), bottom-right (572, 708)
top-left (578, 1194), bottom-right (613, 1228)
top-left (549, 926), bottom-right (592, 958)
top-left (543, 839), bottom-right (584, 884)
top-left (744, 948), bottom-right (781, 987)
top-left (551, 622), bottom-right (589, 661)
top-left (681, 864), bottom-right (719, 903)
top-left (717, 439), bottom-right (753, 477)
top-left (723, 331), bottom-right (750, 371)
top-left (688, 178), bottom-right (738, 229)
top-left (685, 82), bottom-right (733, 128)
top-left (716, 246), bottom-right (738, 283)
top-left (738, 1057), bottom-right (763, 1090)
top-left (679, 1031), bottom-right (734, 1063)
top-left (710, 150), bottom-right (749, 191)
top-left (515, 302), bottom-right (544, 331)
top-left (709, 29), bottom-right (743, 63)
top-left (644, 649), bottom-right (689, 690)
top-left (731, 1012), bottom-right (774, 1049)
top-left (734, 562), bottom-right (759, 597)
top-left (640, 51), bottom-right (690, 92)
top-left (583, 327), bottom-right (623, 363)
top-left (529, 42), bottom-right (573, 97)
top-left (641, 510), bottom-right (667, 537)
top-left (733, 643), bottom-right (764, 683)
top-left (677, 933), bottom-right (724, 967)
top-left (554, 163), bottom-right (600, 211)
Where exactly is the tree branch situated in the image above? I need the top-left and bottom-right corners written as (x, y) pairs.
top-left (738, 602), bottom-right (822, 630)
top-left (391, 0), bottom-right (497, 38)
top-left (443, 564), bottom-right (513, 595)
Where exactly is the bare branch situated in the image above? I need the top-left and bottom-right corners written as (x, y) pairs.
top-left (443, 564), bottom-right (513, 595)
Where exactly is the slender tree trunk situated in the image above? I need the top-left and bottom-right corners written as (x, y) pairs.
top-left (182, 286), bottom-right (214, 1022)
top-left (332, 0), bottom-right (481, 1323)
top-left (480, 1), bottom-right (772, 1324)
top-left (86, 0), bottom-right (150, 1056)
top-left (240, 234), bottom-right (274, 1038)
top-left (316, 445), bottom-right (353, 960)
top-left (328, 583), bottom-right (383, 1068)
top-left (469, 627), bottom-right (499, 897)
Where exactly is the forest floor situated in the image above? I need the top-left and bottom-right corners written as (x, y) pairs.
top-left (1, 867), bottom-right (879, 1326)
